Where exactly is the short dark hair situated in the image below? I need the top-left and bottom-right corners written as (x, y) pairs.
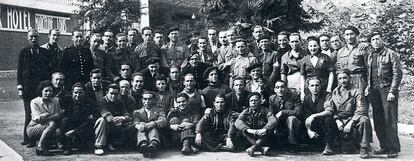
top-left (275, 80), bottom-right (287, 87)
top-left (49, 28), bottom-right (60, 35)
top-left (72, 29), bottom-right (83, 36)
top-left (129, 28), bottom-right (139, 33)
top-left (289, 32), bottom-right (301, 40)
top-left (215, 94), bottom-right (226, 102)
top-left (278, 31), bottom-right (289, 37)
top-left (155, 74), bottom-right (167, 82)
top-left (232, 77), bottom-right (245, 85)
top-left (72, 82), bottom-right (85, 91)
top-left (198, 37), bottom-right (208, 41)
top-left (154, 29), bottom-right (163, 35)
top-left (89, 68), bottom-right (102, 77)
top-left (307, 77), bottom-right (320, 85)
top-left (175, 93), bottom-right (189, 101)
top-left (141, 26), bottom-right (153, 34)
top-left (107, 83), bottom-right (120, 91)
top-left (319, 33), bottom-right (331, 40)
top-left (37, 80), bottom-right (53, 97)
top-left (336, 69), bottom-right (351, 76)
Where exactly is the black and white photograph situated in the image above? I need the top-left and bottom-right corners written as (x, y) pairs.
top-left (0, 0), bottom-right (413, 160)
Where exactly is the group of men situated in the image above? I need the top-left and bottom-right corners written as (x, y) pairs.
top-left (16, 24), bottom-right (402, 159)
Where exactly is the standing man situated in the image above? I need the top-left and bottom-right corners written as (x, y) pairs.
top-left (100, 30), bottom-right (116, 53)
top-left (153, 30), bottom-right (164, 47)
top-left (249, 25), bottom-right (265, 57)
top-left (207, 28), bottom-right (219, 53)
top-left (135, 27), bottom-right (167, 70)
top-left (366, 31), bottom-right (402, 158)
top-left (319, 33), bottom-right (337, 61)
top-left (196, 37), bottom-right (216, 65)
top-left (127, 28), bottom-right (141, 53)
top-left (280, 33), bottom-right (305, 93)
top-left (58, 29), bottom-right (95, 88)
top-left (41, 28), bottom-right (63, 71)
top-left (17, 29), bottom-right (52, 146)
top-left (336, 26), bottom-right (369, 94)
top-left (162, 27), bottom-right (189, 68)
top-left (110, 33), bottom-right (140, 74)
top-left (256, 36), bottom-right (280, 82)
top-left (330, 35), bottom-right (343, 52)
top-left (89, 33), bottom-right (113, 80)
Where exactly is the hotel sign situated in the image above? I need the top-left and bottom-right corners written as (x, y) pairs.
top-left (0, 4), bottom-right (71, 35)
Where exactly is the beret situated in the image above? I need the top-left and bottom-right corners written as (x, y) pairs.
top-left (246, 63), bottom-right (262, 73)
top-left (343, 25), bottom-right (360, 35)
top-left (167, 27), bottom-right (180, 34)
top-left (203, 66), bottom-right (219, 80)
top-left (368, 30), bottom-right (382, 41)
top-left (145, 57), bottom-right (161, 66)
top-left (257, 35), bottom-right (271, 42)
top-left (247, 92), bottom-right (261, 101)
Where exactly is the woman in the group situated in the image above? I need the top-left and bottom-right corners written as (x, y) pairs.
top-left (26, 80), bottom-right (63, 156)
top-left (300, 36), bottom-right (334, 100)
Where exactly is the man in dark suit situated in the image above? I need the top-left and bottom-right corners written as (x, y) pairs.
top-left (225, 77), bottom-right (250, 113)
top-left (17, 29), bottom-right (52, 146)
top-left (133, 91), bottom-right (167, 158)
top-left (181, 52), bottom-right (212, 90)
top-left (58, 29), bottom-right (94, 88)
top-left (84, 68), bottom-right (111, 103)
top-left (41, 28), bottom-right (63, 71)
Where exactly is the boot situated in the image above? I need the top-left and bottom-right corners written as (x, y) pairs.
top-left (181, 139), bottom-right (191, 155)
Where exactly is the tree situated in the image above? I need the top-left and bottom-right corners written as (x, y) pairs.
top-left (319, 0), bottom-right (414, 75)
top-left (200, 0), bottom-right (325, 35)
top-left (74, 0), bottom-right (141, 34)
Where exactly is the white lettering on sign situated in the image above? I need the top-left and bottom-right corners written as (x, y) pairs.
top-left (35, 14), bottom-right (69, 34)
top-left (6, 7), bottom-right (30, 31)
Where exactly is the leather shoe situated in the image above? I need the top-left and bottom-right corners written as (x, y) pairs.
top-left (260, 147), bottom-right (270, 156)
top-left (373, 148), bottom-right (388, 155)
top-left (360, 148), bottom-right (370, 159)
top-left (322, 145), bottom-right (334, 155)
top-left (387, 151), bottom-right (398, 158)
top-left (245, 146), bottom-right (255, 157)
top-left (36, 148), bottom-right (54, 156)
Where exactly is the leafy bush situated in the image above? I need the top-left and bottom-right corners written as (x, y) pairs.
top-left (318, 0), bottom-right (414, 75)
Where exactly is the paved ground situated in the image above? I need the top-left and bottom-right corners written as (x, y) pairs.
top-left (2, 99), bottom-right (414, 161)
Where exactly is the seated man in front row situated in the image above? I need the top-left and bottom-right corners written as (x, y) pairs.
top-left (60, 82), bottom-right (99, 155)
top-left (235, 92), bottom-right (277, 157)
top-left (168, 93), bottom-right (201, 155)
top-left (268, 80), bottom-right (302, 152)
top-left (302, 77), bottom-right (333, 146)
top-left (94, 84), bottom-right (135, 155)
top-left (195, 94), bottom-right (239, 152)
top-left (306, 69), bottom-right (372, 159)
top-left (133, 91), bottom-right (167, 158)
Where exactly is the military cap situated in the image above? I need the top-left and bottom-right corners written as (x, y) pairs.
top-left (343, 25), bottom-right (360, 35)
top-left (145, 57), bottom-right (161, 66)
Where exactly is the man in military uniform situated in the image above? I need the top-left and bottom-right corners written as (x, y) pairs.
top-left (161, 27), bottom-right (189, 68)
top-left (135, 27), bottom-right (167, 70)
top-left (100, 30), bottom-right (116, 53)
top-left (58, 30), bottom-right (94, 88)
top-left (41, 28), bottom-right (63, 71)
top-left (17, 29), bottom-right (52, 146)
top-left (318, 69), bottom-right (372, 159)
top-left (109, 33), bottom-right (140, 74)
top-left (336, 26), bottom-right (369, 94)
top-left (366, 31), bottom-right (402, 158)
